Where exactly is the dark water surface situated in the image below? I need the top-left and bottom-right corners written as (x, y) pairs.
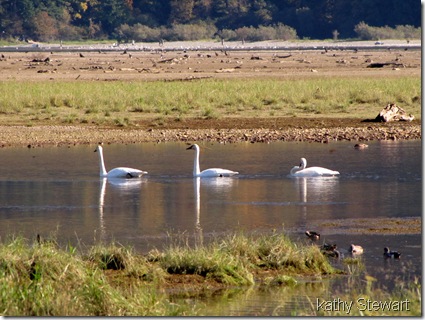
top-left (0, 140), bottom-right (421, 315)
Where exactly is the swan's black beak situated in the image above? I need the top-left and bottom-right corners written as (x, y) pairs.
top-left (186, 145), bottom-right (194, 150)
top-left (94, 149), bottom-right (98, 152)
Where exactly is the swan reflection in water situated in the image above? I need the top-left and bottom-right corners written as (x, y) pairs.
top-left (293, 176), bottom-right (340, 229)
top-left (193, 177), bottom-right (237, 247)
top-left (98, 177), bottom-right (145, 243)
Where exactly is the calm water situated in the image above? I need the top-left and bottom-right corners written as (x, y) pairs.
top-left (0, 140), bottom-right (421, 315)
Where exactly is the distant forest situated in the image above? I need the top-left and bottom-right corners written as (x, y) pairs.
top-left (0, 0), bottom-right (421, 43)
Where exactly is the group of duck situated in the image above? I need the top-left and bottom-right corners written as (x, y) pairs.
top-left (305, 230), bottom-right (401, 259)
top-left (95, 143), bottom-right (341, 178)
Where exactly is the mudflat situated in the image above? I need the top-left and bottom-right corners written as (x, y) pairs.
top-left (0, 39), bottom-right (421, 147)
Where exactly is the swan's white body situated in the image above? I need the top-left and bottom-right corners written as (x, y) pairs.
top-left (95, 145), bottom-right (147, 178)
top-left (187, 144), bottom-right (239, 177)
top-left (290, 158), bottom-right (339, 177)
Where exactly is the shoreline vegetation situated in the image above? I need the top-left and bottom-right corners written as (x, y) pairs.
top-left (0, 78), bottom-right (421, 147)
top-left (0, 233), bottom-right (421, 316)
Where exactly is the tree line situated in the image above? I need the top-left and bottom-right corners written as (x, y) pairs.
top-left (0, 0), bottom-right (420, 43)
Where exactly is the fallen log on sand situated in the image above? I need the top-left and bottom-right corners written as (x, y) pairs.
top-left (374, 103), bottom-right (414, 122)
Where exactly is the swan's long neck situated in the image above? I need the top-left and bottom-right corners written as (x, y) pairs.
top-left (290, 158), bottom-right (306, 175)
top-left (290, 166), bottom-right (300, 175)
top-left (193, 146), bottom-right (201, 176)
top-left (97, 147), bottom-right (108, 177)
top-left (300, 158), bottom-right (307, 170)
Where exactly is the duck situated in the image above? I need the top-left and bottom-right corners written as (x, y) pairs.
top-left (322, 243), bottom-right (337, 251)
top-left (384, 247), bottom-right (401, 259)
top-left (186, 144), bottom-right (239, 177)
top-left (354, 143), bottom-right (369, 149)
top-left (290, 158), bottom-right (340, 177)
top-left (348, 244), bottom-right (364, 254)
top-left (95, 144), bottom-right (148, 179)
top-left (305, 230), bottom-right (320, 240)
top-left (321, 243), bottom-right (340, 258)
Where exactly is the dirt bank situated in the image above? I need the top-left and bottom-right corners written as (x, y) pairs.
top-left (0, 117), bottom-right (420, 148)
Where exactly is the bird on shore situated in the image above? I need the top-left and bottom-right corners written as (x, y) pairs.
top-left (186, 144), bottom-right (239, 177)
top-left (305, 230), bottom-right (320, 240)
top-left (95, 144), bottom-right (147, 178)
top-left (349, 244), bottom-right (364, 254)
top-left (290, 158), bottom-right (340, 177)
top-left (384, 247), bottom-right (401, 259)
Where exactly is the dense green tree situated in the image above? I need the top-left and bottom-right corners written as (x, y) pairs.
top-left (0, 0), bottom-right (420, 41)
top-left (244, 0), bottom-right (273, 26)
top-left (193, 0), bottom-right (213, 21)
top-left (86, 0), bottom-right (132, 35)
top-left (132, 0), bottom-right (170, 25)
top-left (169, 0), bottom-right (194, 24)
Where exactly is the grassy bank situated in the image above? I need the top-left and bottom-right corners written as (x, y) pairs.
top-left (0, 77), bottom-right (420, 126)
top-left (0, 232), bottom-right (338, 316)
top-left (0, 232), bottom-right (420, 316)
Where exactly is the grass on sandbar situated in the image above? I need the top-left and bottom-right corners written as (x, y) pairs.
top-left (0, 77), bottom-right (420, 126)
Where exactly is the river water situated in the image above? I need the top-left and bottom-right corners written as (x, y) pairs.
top-left (0, 140), bottom-right (421, 315)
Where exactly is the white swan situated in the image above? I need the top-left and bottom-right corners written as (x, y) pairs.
top-left (290, 157), bottom-right (339, 177)
top-left (186, 144), bottom-right (239, 177)
top-left (95, 145), bottom-right (148, 178)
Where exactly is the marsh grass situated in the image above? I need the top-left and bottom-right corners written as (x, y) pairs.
top-left (0, 232), bottom-right (336, 316)
top-left (0, 77), bottom-right (420, 126)
top-left (0, 233), bottom-right (420, 316)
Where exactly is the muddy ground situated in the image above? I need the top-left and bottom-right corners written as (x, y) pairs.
top-left (0, 118), bottom-right (420, 148)
top-left (0, 40), bottom-right (421, 147)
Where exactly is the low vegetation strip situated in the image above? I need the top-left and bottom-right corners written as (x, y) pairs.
top-left (0, 232), bottom-right (420, 316)
top-left (0, 74), bottom-right (419, 146)
top-left (0, 232), bottom-right (337, 316)
top-left (0, 78), bottom-right (420, 124)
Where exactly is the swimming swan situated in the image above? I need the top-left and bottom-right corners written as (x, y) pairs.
top-left (186, 144), bottom-right (239, 177)
top-left (290, 158), bottom-right (339, 177)
top-left (95, 145), bottom-right (148, 178)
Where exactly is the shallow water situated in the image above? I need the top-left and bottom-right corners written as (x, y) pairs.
top-left (0, 140), bottom-right (421, 315)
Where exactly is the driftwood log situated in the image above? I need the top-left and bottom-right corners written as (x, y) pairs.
top-left (374, 104), bottom-right (414, 122)
top-left (367, 62), bottom-right (404, 68)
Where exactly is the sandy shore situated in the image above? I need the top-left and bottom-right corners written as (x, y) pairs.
top-left (0, 121), bottom-right (420, 148)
